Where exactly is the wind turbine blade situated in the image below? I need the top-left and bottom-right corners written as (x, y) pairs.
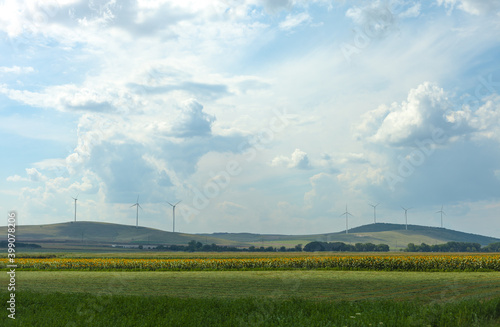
top-left (138, 204), bottom-right (142, 209)
top-left (166, 201), bottom-right (174, 207)
top-left (137, 195), bottom-right (140, 203)
top-left (175, 200), bottom-right (181, 206)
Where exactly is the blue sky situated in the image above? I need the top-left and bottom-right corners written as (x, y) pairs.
top-left (1, 0), bottom-right (500, 237)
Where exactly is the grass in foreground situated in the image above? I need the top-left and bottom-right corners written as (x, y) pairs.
top-left (2, 292), bottom-right (500, 327)
top-left (12, 271), bottom-right (500, 303)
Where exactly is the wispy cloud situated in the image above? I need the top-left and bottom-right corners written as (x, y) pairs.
top-left (0, 66), bottom-right (34, 74)
top-left (279, 12), bottom-right (311, 31)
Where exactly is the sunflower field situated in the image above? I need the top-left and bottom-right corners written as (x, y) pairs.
top-left (2, 255), bottom-right (500, 271)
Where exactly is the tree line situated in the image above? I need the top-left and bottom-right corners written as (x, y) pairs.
top-left (153, 240), bottom-right (391, 252)
top-left (140, 240), bottom-right (500, 253)
top-left (0, 241), bottom-right (41, 248)
top-left (153, 240), bottom-right (303, 252)
top-left (405, 241), bottom-right (500, 252)
top-left (303, 241), bottom-right (390, 252)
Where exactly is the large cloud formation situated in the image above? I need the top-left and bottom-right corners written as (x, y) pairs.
top-left (351, 81), bottom-right (500, 206)
top-left (355, 81), bottom-right (500, 147)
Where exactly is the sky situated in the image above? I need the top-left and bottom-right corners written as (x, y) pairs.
top-left (1, 0), bottom-right (500, 237)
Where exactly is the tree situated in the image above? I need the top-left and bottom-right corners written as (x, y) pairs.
top-left (304, 242), bottom-right (325, 252)
top-left (365, 243), bottom-right (376, 251)
top-left (483, 242), bottom-right (500, 252)
top-left (376, 244), bottom-right (389, 252)
top-left (406, 243), bottom-right (416, 252)
top-left (330, 242), bottom-right (347, 251)
top-left (419, 243), bottom-right (431, 252)
top-left (187, 240), bottom-right (197, 252)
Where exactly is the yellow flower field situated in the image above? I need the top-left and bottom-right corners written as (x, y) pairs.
top-left (2, 255), bottom-right (500, 271)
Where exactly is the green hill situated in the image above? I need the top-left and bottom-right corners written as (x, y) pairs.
top-left (0, 221), bottom-right (239, 247)
top-left (2, 222), bottom-right (498, 251)
top-left (347, 223), bottom-right (500, 245)
top-left (200, 223), bottom-right (500, 249)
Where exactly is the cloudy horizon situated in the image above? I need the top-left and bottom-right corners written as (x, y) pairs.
top-left (1, 0), bottom-right (500, 237)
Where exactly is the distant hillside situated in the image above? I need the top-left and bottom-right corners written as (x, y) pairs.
top-left (0, 221), bottom-right (239, 246)
top-left (199, 232), bottom-right (295, 243)
top-left (200, 223), bottom-right (500, 249)
top-left (347, 223), bottom-right (500, 245)
top-left (1, 222), bottom-right (498, 251)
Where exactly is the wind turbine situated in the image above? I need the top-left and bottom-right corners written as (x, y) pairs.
top-left (131, 196), bottom-right (142, 228)
top-left (340, 205), bottom-right (353, 234)
top-left (167, 200), bottom-right (181, 233)
top-left (401, 206), bottom-right (412, 230)
top-left (369, 203), bottom-right (379, 223)
top-left (436, 205), bottom-right (446, 228)
top-left (71, 194), bottom-right (78, 222)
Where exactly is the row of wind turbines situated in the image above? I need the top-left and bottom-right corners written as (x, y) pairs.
top-left (70, 195), bottom-right (447, 234)
top-left (341, 203), bottom-right (446, 234)
top-left (70, 194), bottom-right (182, 232)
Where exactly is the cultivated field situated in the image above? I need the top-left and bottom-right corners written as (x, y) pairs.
top-left (4, 253), bottom-right (500, 271)
top-left (12, 270), bottom-right (500, 302)
top-left (2, 252), bottom-right (500, 326)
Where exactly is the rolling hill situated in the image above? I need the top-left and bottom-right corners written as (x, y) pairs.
top-left (2, 221), bottom-right (499, 251)
top-left (0, 221), bottom-right (239, 248)
top-left (199, 223), bottom-right (500, 249)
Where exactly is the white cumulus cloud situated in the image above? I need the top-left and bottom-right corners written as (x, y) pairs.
top-left (355, 82), bottom-right (458, 146)
top-left (272, 148), bottom-right (311, 169)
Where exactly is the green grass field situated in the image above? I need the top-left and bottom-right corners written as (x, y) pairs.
top-left (11, 270), bottom-right (500, 302)
top-left (2, 292), bottom-right (500, 327)
top-left (3, 252), bottom-right (500, 326)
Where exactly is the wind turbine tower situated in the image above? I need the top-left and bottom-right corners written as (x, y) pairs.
top-left (436, 205), bottom-right (446, 228)
top-left (71, 194), bottom-right (78, 222)
top-left (131, 196), bottom-right (142, 228)
top-left (369, 203), bottom-right (379, 223)
top-left (167, 200), bottom-right (181, 233)
top-left (401, 206), bottom-right (412, 230)
top-left (340, 205), bottom-right (353, 234)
